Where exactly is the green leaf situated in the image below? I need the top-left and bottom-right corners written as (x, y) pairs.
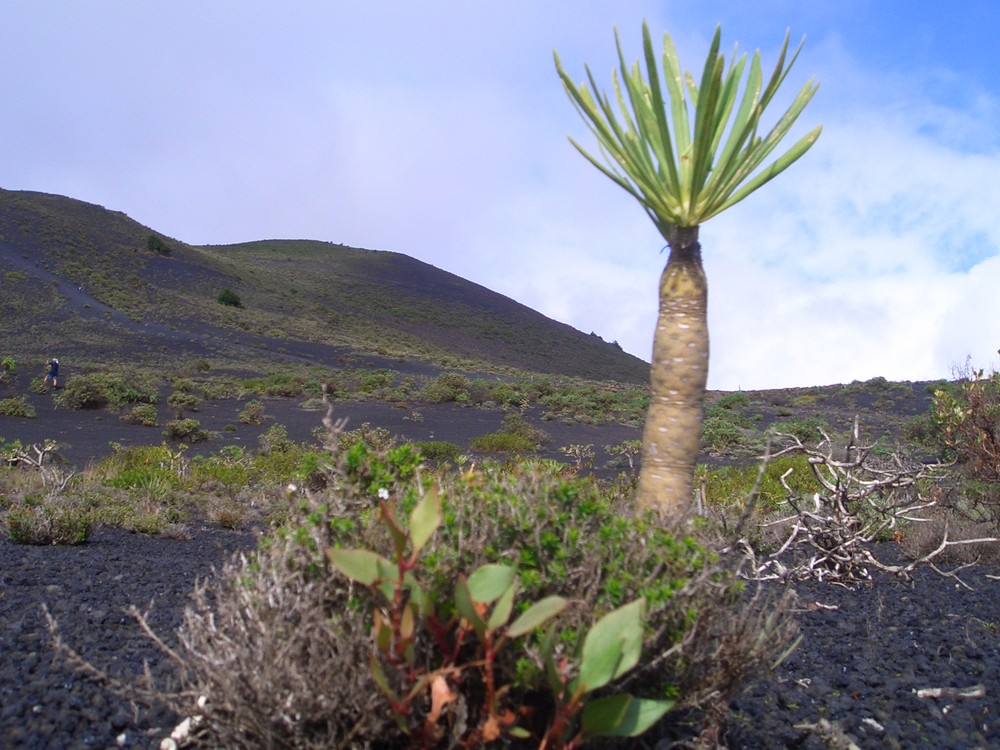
top-left (581, 694), bottom-right (631, 736)
top-left (328, 547), bottom-right (396, 587)
top-left (507, 595), bottom-right (569, 638)
top-left (409, 486), bottom-right (441, 554)
top-left (487, 581), bottom-right (516, 632)
top-left (370, 653), bottom-right (400, 704)
top-left (576, 598), bottom-right (645, 692)
top-left (583, 694), bottom-right (673, 737)
top-left (455, 575), bottom-right (487, 639)
top-left (467, 564), bottom-right (516, 604)
top-left (374, 611), bottom-right (392, 654)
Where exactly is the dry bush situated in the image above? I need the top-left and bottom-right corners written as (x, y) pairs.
top-left (5, 503), bottom-right (91, 545)
top-left (166, 535), bottom-right (393, 749)
top-left (739, 420), bottom-right (998, 588)
top-left (900, 508), bottom-right (1000, 565)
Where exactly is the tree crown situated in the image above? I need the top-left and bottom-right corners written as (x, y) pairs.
top-left (555, 23), bottom-right (821, 237)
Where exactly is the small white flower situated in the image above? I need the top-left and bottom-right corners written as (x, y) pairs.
top-left (286, 483), bottom-right (298, 494)
top-left (377, 487), bottom-right (390, 500)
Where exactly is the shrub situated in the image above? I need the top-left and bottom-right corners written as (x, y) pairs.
top-left (55, 372), bottom-right (157, 410)
top-left (335, 422), bottom-right (395, 453)
top-left (711, 391), bottom-right (751, 411)
top-left (167, 391), bottom-right (201, 416)
top-left (121, 403), bottom-right (158, 426)
top-left (0, 356), bottom-right (15, 386)
top-left (217, 288), bottom-right (243, 308)
top-left (414, 440), bottom-right (461, 462)
top-left (237, 399), bottom-right (264, 424)
top-left (419, 372), bottom-right (472, 403)
top-left (471, 412), bottom-right (551, 454)
top-left (700, 415), bottom-right (745, 453)
top-left (928, 367), bottom-right (1000, 530)
top-left (145, 234), bottom-right (172, 256)
top-left (163, 418), bottom-right (209, 443)
top-left (191, 447), bottom-right (253, 493)
top-left (6, 504), bottom-right (90, 545)
top-left (470, 431), bottom-right (537, 453)
top-left (150, 430), bottom-right (795, 748)
top-left (171, 377), bottom-right (196, 392)
top-left (0, 396), bottom-right (35, 419)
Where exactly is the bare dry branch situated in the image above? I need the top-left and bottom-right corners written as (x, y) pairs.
top-left (740, 421), bottom-right (997, 588)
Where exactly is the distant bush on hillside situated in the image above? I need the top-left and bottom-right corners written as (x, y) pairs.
top-left (145, 234), bottom-right (172, 257)
top-left (217, 288), bottom-right (243, 308)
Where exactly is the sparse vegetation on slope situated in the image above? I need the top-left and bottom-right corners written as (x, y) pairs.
top-left (0, 189), bottom-right (648, 383)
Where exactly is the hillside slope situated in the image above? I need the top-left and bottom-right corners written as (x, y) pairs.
top-left (0, 189), bottom-right (648, 382)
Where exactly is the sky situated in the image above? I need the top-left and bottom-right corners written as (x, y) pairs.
top-left (3, 1), bottom-right (1000, 390)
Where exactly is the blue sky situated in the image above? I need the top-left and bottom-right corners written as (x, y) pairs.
top-left (3, 1), bottom-right (999, 389)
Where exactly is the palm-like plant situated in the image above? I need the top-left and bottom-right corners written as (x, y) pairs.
top-left (556, 23), bottom-right (821, 515)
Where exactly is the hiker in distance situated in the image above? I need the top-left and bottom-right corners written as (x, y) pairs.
top-left (44, 357), bottom-right (59, 389)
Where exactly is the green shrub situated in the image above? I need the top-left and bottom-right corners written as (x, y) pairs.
top-left (0, 356), bottom-right (15, 386)
top-left (470, 431), bottom-right (537, 453)
top-left (237, 399), bottom-right (265, 424)
top-left (6, 504), bottom-right (90, 545)
top-left (146, 234), bottom-right (172, 256)
top-left (55, 372), bottom-right (157, 410)
top-left (171, 377), bottom-right (196, 392)
top-left (161, 440), bottom-right (796, 748)
top-left (700, 453), bottom-right (822, 516)
top-left (163, 418), bottom-right (209, 443)
top-left (414, 440), bottom-right (461, 461)
top-left (419, 372), bottom-right (472, 403)
top-left (712, 391), bottom-right (751, 410)
top-left (191, 448), bottom-right (253, 492)
top-left (928, 368), bottom-right (1000, 530)
top-left (167, 391), bottom-right (202, 415)
top-left (335, 422), bottom-right (395, 453)
top-left (466, 414), bottom-right (543, 456)
top-left (121, 403), bottom-right (158, 426)
top-left (700, 415), bottom-right (745, 453)
top-left (217, 288), bottom-right (243, 308)
top-left (242, 372), bottom-right (306, 397)
top-left (0, 396), bottom-right (35, 419)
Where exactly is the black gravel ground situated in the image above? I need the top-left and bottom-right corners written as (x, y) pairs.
top-left (1, 528), bottom-right (998, 749)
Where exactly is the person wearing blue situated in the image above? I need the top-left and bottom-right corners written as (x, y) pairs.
top-left (44, 357), bottom-right (59, 389)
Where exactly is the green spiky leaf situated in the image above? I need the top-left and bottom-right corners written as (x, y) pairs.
top-left (556, 21), bottom-right (820, 233)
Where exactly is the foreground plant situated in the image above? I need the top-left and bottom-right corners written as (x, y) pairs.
top-left (329, 486), bottom-right (671, 748)
top-left (556, 23), bottom-right (821, 514)
top-left (42, 399), bottom-right (796, 748)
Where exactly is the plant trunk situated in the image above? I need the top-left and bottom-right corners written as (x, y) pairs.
top-left (636, 225), bottom-right (708, 516)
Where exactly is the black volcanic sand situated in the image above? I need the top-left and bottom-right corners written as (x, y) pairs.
top-left (4, 380), bottom-right (999, 747)
top-left (2, 528), bottom-right (998, 749)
